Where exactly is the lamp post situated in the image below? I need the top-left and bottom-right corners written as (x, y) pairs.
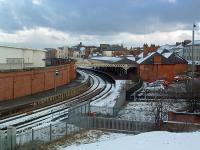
top-left (54, 69), bottom-right (59, 93)
top-left (192, 24), bottom-right (196, 80)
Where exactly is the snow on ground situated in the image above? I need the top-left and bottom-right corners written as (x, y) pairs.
top-left (51, 130), bottom-right (127, 150)
top-left (61, 131), bottom-right (200, 150)
top-left (91, 80), bottom-right (126, 108)
top-left (117, 102), bottom-right (187, 122)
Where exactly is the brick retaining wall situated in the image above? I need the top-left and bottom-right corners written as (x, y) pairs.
top-left (0, 62), bottom-right (76, 101)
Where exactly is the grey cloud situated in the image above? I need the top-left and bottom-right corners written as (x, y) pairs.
top-left (0, 0), bottom-right (199, 35)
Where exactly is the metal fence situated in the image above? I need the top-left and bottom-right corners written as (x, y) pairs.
top-left (0, 102), bottom-right (157, 150)
top-left (71, 116), bottom-right (156, 134)
top-left (130, 91), bottom-right (200, 102)
top-left (0, 119), bottom-right (83, 150)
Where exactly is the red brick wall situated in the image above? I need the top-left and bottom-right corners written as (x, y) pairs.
top-left (174, 64), bottom-right (188, 75)
top-left (0, 63), bottom-right (76, 101)
top-left (0, 75), bottom-right (13, 100)
top-left (32, 71), bottom-right (45, 94)
top-left (139, 64), bottom-right (188, 82)
top-left (139, 64), bottom-right (174, 82)
top-left (14, 73), bottom-right (32, 98)
top-left (69, 63), bottom-right (76, 81)
top-left (168, 111), bottom-right (200, 124)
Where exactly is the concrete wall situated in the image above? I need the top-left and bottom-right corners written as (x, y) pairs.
top-left (0, 63), bottom-right (76, 101)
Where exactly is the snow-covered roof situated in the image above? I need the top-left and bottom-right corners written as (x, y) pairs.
top-left (137, 52), bottom-right (155, 64)
top-left (90, 56), bottom-right (122, 63)
top-left (90, 56), bottom-right (136, 64)
top-left (176, 44), bottom-right (184, 49)
top-left (80, 47), bottom-right (86, 51)
top-left (162, 52), bottom-right (173, 58)
top-left (138, 52), bottom-right (144, 58)
top-left (157, 48), bottom-right (164, 54)
top-left (159, 44), bottom-right (176, 50)
top-left (127, 56), bottom-right (135, 61)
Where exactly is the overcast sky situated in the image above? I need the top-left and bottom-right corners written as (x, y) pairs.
top-left (0, 0), bottom-right (199, 48)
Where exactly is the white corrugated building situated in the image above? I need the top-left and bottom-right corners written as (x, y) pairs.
top-left (0, 45), bottom-right (46, 70)
top-left (182, 40), bottom-right (200, 63)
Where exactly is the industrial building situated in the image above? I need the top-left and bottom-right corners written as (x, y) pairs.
top-left (0, 45), bottom-right (46, 70)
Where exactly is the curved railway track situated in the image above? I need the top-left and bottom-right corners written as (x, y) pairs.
top-left (0, 69), bottom-right (114, 132)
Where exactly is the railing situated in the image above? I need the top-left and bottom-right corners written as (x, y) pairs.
top-left (71, 116), bottom-right (156, 134)
top-left (32, 77), bottom-right (91, 106)
top-left (131, 91), bottom-right (200, 102)
top-left (0, 112), bottom-right (156, 150)
top-left (126, 79), bottom-right (143, 101)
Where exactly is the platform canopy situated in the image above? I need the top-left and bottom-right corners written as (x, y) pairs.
top-left (76, 56), bottom-right (137, 70)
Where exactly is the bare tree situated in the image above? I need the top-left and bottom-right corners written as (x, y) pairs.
top-left (150, 91), bottom-right (173, 127)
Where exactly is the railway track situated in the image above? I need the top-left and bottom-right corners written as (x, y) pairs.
top-left (0, 69), bottom-right (114, 132)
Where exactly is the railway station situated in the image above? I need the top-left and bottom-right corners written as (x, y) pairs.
top-left (77, 56), bottom-right (138, 80)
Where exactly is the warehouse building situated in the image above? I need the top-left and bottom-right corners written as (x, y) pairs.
top-left (0, 45), bottom-right (46, 70)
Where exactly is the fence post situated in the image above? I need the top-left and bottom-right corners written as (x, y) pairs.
top-left (116, 119), bottom-right (119, 130)
top-left (129, 120), bottom-right (131, 131)
top-left (103, 118), bottom-right (106, 129)
top-left (112, 118), bottom-right (114, 130)
top-left (7, 126), bottom-right (16, 150)
top-left (121, 120), bottom-right (123, 131)
top-left (0, 130), bottom-right (5, 150)
top-left (66, 120), bottom-right (68, 135)
top-left (50, 124), bottom-right (52, 141)
top-left (32, 129), bottom-right (34, 141)
top-left (134, 92), bottom-right (136, 102)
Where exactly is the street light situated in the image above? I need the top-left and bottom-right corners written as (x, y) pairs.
top-left (54, 69), bottom-right (59, 93)
top-left (192, 24), bottom-right (196, 80)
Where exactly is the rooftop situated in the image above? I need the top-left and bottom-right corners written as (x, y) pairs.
top-left (89, 56), bottom-right (136, 64)
top-left (0, 45), bottom-right (46, 52)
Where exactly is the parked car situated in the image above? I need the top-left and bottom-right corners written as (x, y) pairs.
top-left (174, 75), bottom-right (192, 82)
top-left (144, 83), bottom-right (165, 92)
top-left (149, 80), bottom-right (170, 87)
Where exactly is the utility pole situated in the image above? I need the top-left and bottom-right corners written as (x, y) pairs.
top-left (192, 24), bottom-right (196, 80)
